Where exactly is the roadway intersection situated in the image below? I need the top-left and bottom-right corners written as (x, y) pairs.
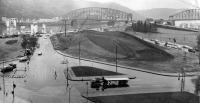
top-left (0, 33), bottom-right (197, 103)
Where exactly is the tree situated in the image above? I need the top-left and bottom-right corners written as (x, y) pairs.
top-left (143, 21), bottom-right (147, 33)
top-left (197, 34), bottom-right (200, 64)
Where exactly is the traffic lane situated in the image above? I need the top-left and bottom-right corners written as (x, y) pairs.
top-left (70, 60), bottom-right (195, 93)
top-left (69, 80), bottom-right (179, 98)
top-left (18, 36), bottom-right (87, 103)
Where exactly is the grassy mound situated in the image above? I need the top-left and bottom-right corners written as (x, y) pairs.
top-left (5, 40), bottom-right (18, 45)
top-left (52, 30), bottom-right (173, 60)
top-left (0, 37), bottom-right (23, 61)
top-left (51, 30), bottom-right (181, 73)
top-left (71, 66), bottom-right (124, 77)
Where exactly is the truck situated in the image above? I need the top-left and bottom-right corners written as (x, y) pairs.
top-left (90, 76), bottom-right (134, 90)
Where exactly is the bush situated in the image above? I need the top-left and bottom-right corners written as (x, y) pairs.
top-left (5, 40), bottom-right (18, 45)
top-left (21, 36), bottom-right (38, 49)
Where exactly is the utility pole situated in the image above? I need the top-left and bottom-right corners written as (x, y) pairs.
top-left (12, 81), bottom-right (16, 99)
top-left (66, 59), bottom-right (69, 87)
top-left (69, 87), bottom-right (71, 103)
top-left (86, 82), bottom-right (88, 103)
top-left (2, 56), bottom-right (5, 95)
top-left (62, 19), bottom-right (67, 37)
top-left (79, 41), bottom-right (81, 66)
top-left (115, 45), bottom-right (118, 72)
top-left (181, 68), bottom-right (185, 91)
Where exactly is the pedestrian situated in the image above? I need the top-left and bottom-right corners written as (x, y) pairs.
top-left (55, 71), bottom-right (57, 80)
top-left (6, 93), bottom-right (8, 97)
top-left (178, 74), bottom-right (180, 80)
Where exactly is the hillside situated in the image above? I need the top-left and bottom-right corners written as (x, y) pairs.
top-left (136, 8), bottom-right (187, 20)
top-left (0, 0), bottom-right (144, 20)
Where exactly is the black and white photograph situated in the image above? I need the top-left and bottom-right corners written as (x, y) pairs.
top-left (0, 0), bottom-right (200, 103)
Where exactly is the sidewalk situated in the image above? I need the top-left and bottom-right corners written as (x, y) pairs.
top-left (0, 92), bottom-right (30, 103)
top-left (56, 50), bottom-right (199, 77)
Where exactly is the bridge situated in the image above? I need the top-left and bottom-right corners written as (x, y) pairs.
top-left (63, 7), bottom-right (132, 22)
top-left (169, 9), bottom-right (200, 29)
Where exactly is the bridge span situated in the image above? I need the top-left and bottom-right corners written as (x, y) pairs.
top-left (169, 9), bottom-right (200, 29)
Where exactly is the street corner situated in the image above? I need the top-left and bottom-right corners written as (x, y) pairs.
top-left (0, 93), bottom-right (30, 103)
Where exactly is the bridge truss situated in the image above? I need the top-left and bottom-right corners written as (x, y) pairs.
top-left (169, 9), bottom-right (200, 20)
top-left (63, 7), bottom-right (132, 22)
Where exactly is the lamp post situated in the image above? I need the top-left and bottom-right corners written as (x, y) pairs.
top-left (79, 41), bottom-right (81, 66)
top-left (114, 45), bottom-right (118, 72)
top-left (86, 82), bottom-right (88, 103)
top-left (62, 19), bottom-right (67, 37)
top-left (181, 68), bottom-right (186, 91)
top-left (66, 59), bottom-right (69, 87)
top-left (69, 86), bottom-right (71, 103)
top-left (112, 40), bottom-right (118, 73)
top-left (1, 55), bottom-right (5, 95)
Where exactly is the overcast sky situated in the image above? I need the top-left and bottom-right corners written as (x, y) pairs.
top-left (87, 0), bottom-right (199, 10)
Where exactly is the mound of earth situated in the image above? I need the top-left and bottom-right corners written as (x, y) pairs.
top-left (52, 30), bottom-right (173, 61)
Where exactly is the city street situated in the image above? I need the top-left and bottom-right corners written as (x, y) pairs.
top-left (0, 34), bottom-right (197, 103)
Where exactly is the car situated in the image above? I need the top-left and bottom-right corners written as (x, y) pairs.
top-left (188, 48), bottom-right (195, 53)
top-left (36, 44), bottom-right (40, 48)
top-left (44, 37), bottom-right (47, 39)
top-left (38, 51), bottom-right (42, 55)
top-left (19, 56), bottom-right (28, 62)
top-left (1, 63), bottom-right (17, 72)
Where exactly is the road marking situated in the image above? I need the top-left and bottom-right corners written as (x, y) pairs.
top-left (153, 84), bottom-right (166, 87)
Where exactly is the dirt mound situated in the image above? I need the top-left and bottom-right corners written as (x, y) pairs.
top-left (52, 30), bottom-right (173, 61)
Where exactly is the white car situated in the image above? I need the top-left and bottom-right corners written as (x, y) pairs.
top-left (38, 51), bottom-right (42, 55)
top-left (44, 37), bottom-right (47, 39)
top-left (19, 56), bottom-right (28, 62)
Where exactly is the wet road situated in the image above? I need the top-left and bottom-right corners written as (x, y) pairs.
top-left (0, 33), bottom-right (197, 103)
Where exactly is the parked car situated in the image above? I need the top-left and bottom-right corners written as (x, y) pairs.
top-left (188, 48), bottom-right (195, 53)
top-left (36, 44), bottom-right (40, 48)
top-left (38, 51), bottom-right (42, 55)
top-left (19, 56), bottom-right (28, 62)
top-left (1, 63), bottom-right (17, 72)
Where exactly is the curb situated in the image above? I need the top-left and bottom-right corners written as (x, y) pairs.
top-left (81, 95), bottom-right (98, 103)
top-left (0, 58), bottom-right (19, 64)
top-left (56, 50), bottom-right (197, 77)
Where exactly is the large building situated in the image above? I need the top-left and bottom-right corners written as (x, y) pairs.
top-left (169, 9), bottom-right (200, 29)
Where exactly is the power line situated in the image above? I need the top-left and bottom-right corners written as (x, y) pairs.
top-left (178, 0), bottom-right (200, 9)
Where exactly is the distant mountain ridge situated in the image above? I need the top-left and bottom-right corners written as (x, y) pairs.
top-left (136, 8), bottom-right (187, 20)
top-left (0, 0), bottom-right (144, 20)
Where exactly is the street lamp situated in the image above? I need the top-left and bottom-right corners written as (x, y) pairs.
top-left (62, 19), bottom-right (67, 37)
top-left (66, 59), bottom-right (69, 87)
top-left (69, 86), bottom-right (72, 103)
top-left (112, 40), bottom-right (118, 72)
top-left (86, 82), bottom-right (89, 103)
top-left (114, 45), bottom-right (118, 72)
top-left (181, 68), bottom-right (186, 91)
top-left (0, 55), bottom-right (5, 95)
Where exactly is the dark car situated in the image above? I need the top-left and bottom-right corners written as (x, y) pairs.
top-left (1, 63), bottom-right (17, 72)
top-left (188, 49), bottom-right (195, 53)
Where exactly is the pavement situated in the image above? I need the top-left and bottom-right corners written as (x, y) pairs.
top-left (0, 93), bottom-right (30, 103)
